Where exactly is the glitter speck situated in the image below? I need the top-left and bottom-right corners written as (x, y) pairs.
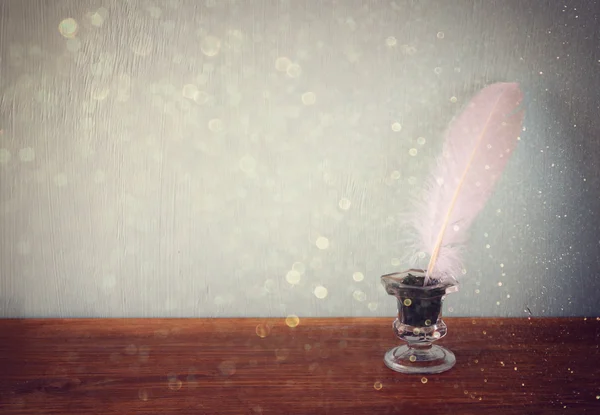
top-left (147, 6), bottom-right (162, 18)
top-left (485, 244), bottom-right (491, 249)
top-left (218, 360), bottom-right (237, 376)
top-left (264, 279), bottom-right (277, 293)
top-left (0, 149), bottom-right (11, 164)
top-left (66, 38), bottom-right (81, 53)
top-left (374, 381), bottom-right (383, 390)
top-left (385, 36), bottom-right (397, 47)
top-left (59, 18), bottom-right (78, 38)
top-left (53, 173), bottom-right (68, 187)
top-left (413, 328), bottom-right (421, 335)
top-left (409, 355), bottom-right (417, 362)
top-left (424, 319), bottom-right (431, 326)
top-left (417, 137), bottom-right (426, 145)
top-left (453, 224), bottom-right (460, 231)
top-left (391, 170), bottom-right (401, 179)
top-left (421, 377), bottom-right (428, 384)
top-left (314, 285), bottom-right (328, 299)
top-left (239, 154), bottom-right (257, 173)
top-left (434, 67), bottom-right (442, 74)
top-left (352, 272), bottom-right (364, 282)
top-left (498, 282), bottom-right (503, 287)
top-left (292, 262), bottom-right (306, 274)
top-left (285, 315), bottom-right (300, 328)
top-left (275, 57), bottom-right (291, 71)
top-left (286, 270), bottom-right (301, 285)
top-left (168, 378), bottom-right (182, 391)
top-left (255, 323), bottom-right (270, 338)
top-left (138, 388), bottom-right (149, 401)
top-left (193, 90), bottom-right (210, 104)
top-left (352, 290), bottom-right (366, 302)
top-left (338, 198), bottom-right (351, 210)
top-left (436, 31), bottom-right (445, 39)
top-left (403, 299), bottom-right (412, 306)
top-left (103, 274), bottom-right (116, 290)
top-left (450, 96), bottom-right (457, 103)
top-left (315, 236), bottom-right (329, 250)
top-left (19, 147), bottom-right (35, 162)
top-left (208, 118), bottom-right (224, 132)
top-left (125, 344), bottom-right (137, 355)
top-left (201, 35), bottom-right (221, 56)
top-left (275, 348), bottom-right (290, 361)
top-left (286, 63), bottom-right (302, 78)
top-left (131, 33), bottom-right (153, 56)
top-left (89, 9), bottom-right (107, 27)
top-left (91, 84), bottom-right (110, 100)
top-left (391, 122), bottom-right (402, 132)
top-left (409, 148), bottom-right (418, 156)
top-left (182, 84), bottom-right (198, 99)
top-left (310, 258), bottom-right (322, 270)
top-left (301, 92), bottom-right (316, 105)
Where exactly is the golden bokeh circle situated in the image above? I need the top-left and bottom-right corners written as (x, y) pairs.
top-left (285, 315), bottom-right (300, 328)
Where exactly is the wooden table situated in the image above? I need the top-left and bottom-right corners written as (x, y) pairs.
top-left (0, 318), bottom-right (598, 414)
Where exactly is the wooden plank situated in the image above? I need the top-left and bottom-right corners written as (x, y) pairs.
top-left (0, 318), bottom-right (598, 414)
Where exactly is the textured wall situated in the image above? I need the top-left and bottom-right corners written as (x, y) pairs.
top-left (1, 0), bottom-right (599, 318)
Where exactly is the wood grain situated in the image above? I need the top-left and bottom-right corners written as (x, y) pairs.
top-left (0, 318), bottom-right (599, 414)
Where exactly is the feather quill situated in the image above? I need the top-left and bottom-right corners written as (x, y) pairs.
top-left (407, 83), bottom-right (525, 286)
